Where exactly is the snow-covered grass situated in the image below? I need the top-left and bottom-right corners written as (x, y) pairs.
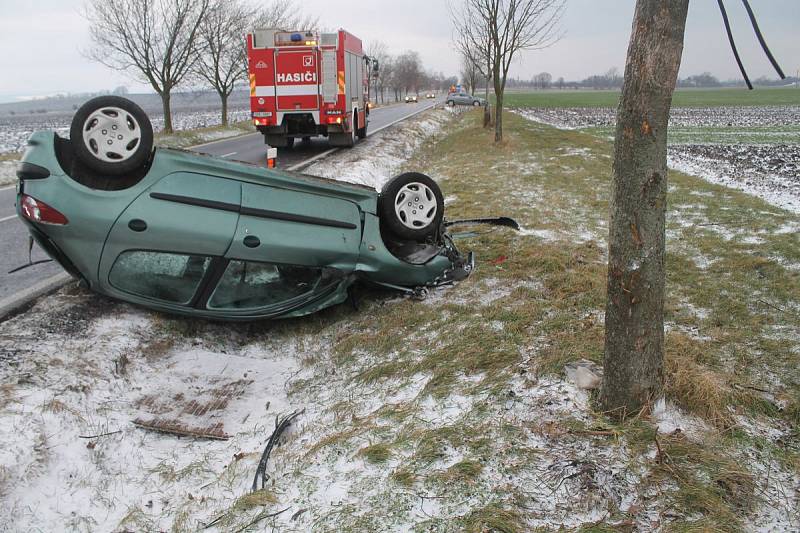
top-left (304, 107), bottom-right (457, 191)
top-left (0, 157), bottom-right (18, 187)
top-left (1, 108), bottom-right (798, 531)
top-left (154, 119), bottom-right (255, 150)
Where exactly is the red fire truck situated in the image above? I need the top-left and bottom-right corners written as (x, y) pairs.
top-left (246, 28), bottom-right (373, 149)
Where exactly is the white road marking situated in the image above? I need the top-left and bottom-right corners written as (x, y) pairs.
top-left (0, 214), bottom-right (17, 223)
top-left (220, 152), bottom-right (237, 158)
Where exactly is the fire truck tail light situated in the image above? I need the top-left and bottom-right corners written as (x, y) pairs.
top-left (20, 194), bottom-right (68, 225)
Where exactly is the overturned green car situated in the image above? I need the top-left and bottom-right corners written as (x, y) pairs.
top-left (15, 96), bottom-right (491, 320)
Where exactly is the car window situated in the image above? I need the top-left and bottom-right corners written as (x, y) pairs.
top-left (207, 260), bottom-right (335, 310)
top-left (109, 251), bottom-right (211, 304)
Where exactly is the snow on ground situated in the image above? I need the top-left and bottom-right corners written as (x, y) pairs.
top-left (0, 294), bottom-right (317, 531)
top-left (514, 105), bottom-right (800, 130)
top-left (0, 160), bottom-right (17, 187)
top-left (2, 105), bottom-right (798, 531)
top-left (668, 144), bottom-right (800, 214)
top-left (512, 107), bottom-right (800, 215)
top-left (304, 107), bottom-right (458, 190)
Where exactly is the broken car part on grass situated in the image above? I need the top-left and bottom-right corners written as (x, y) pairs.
top-left (14, 96), bottom-right (517, 320)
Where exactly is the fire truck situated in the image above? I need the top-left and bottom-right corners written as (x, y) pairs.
top-left (247, 28), bottom-right (373, 149)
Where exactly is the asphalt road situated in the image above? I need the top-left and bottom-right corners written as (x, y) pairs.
top-left (0, 97), bottom-right (441, 305)
top-left (197, 97), bottom-right (441, 168)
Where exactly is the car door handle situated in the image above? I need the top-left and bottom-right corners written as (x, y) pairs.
top-left (243, 235), bottom-right (260, 248)
top-left (128, 219), bottom-right (147, 232)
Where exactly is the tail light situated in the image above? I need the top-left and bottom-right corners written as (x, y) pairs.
top-left (19, 194), bottom-right (68, 225)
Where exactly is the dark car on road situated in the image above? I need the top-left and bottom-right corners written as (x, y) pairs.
top-left (15, 97), bottom-right (477, 320)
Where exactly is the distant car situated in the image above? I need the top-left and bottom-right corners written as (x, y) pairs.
top-left (404, 94), bottom-right (418, 103)
top-left (445, 93), bottom-right (486, 107)
top-left (426, 92), bottom-right (436, 99)
top-left (15, 96), bottom-right (478, 321)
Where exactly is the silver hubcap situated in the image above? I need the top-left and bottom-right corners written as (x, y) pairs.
top-left (394, 182), bottom-right (437, 230)
top-left (82, 106), bottom-right (141, 163)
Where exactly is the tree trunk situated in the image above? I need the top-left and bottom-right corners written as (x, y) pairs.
top-left (220, 93), bottom-right (228, 127)
top-left (160, 91), bottom-right (173, 133)
top-left (601, 0), bottom-right (690, 419)
top-left (493, 76), bottom-right (503, 142)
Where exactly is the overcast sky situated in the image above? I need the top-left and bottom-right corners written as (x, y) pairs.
top-left (0, 0), bottom-right (797, 102)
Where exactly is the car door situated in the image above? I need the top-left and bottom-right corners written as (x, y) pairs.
top-left (201, 182), bottom-right (363, 315)
top-left (98, 172), bottom-right (241, 310)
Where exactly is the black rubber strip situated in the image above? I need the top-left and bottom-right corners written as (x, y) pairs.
top-left (149, 192), bottom-right (239, 213)
top-left (240, 206), bottom-right (357, 229)
top-left (150, 192), bottom-right (357, 229)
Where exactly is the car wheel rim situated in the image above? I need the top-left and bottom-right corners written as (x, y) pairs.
top-left (82, 106), bottom-right (141, 163)
top-left (394, 182), bottom-right (437, 230)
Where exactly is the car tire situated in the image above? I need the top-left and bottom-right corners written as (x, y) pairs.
top-left (379, 172), bottom-right (444, 242)
top-left (473, 100), bottom-right (480, 106)
top-left (70, 96), bottom-right (153, 176)
top-left (447, 100), bottom-right (455, 107)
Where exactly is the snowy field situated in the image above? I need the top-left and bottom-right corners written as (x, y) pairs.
top-left (0, 105), bottom-right (251, 154)
top-left (514, 106), bottom-right (800, 214)
top-left (514, 105), bottom-right (800, 130)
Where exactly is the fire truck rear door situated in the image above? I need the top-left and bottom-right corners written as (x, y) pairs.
top-left (274, 49), bottom-right (321, 112)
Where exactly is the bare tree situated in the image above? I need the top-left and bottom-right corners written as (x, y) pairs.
top-left (380, 56), bottom-right (397, 103)
top-left (252, 0), bottom-right (318, 32)
top-left (601, 0), bottom-right (690, 418)
top-left (450, 0), bottom-right (493, 102)
top-left (194, 0), bottom-right (255, 126)
top-left (395, 51), bottom-right (422, 96)
top-left (194, 0), bottom-right (317, 126)
top-left (452, 0), bottom-right (564, 142)
top-left (460, 51), bottom-right (479, 94)
top-left (367, 41), bottom-right (390, 104)
top-left (85, 0), bottom-right (210, 133)
top-left (533, 71), bottom-right (552, 89)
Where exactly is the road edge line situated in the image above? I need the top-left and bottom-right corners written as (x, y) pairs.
top-left (0, 272), bottom-right (73, 322)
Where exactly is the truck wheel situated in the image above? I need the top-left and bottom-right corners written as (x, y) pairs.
top-left (70, 96), bottom-right (153, 176)
top-left (379, 172), bottom-right (444, 242)
top-left (357, 124), bottom-right (367, 140)
top-left (265, 135), bottom-right (294, 149)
